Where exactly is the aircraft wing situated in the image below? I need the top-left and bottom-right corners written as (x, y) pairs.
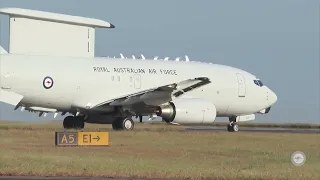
top-left (73, 77), bottom-right (211, 112)
top-left (0, 89), bottom-right (24, 106)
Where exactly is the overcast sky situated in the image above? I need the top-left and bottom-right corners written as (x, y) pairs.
top-left (0, 0), bottom-right (319, 124)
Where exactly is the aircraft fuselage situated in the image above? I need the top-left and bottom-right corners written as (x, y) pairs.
top-left (0, 54), bottom-right (277, 118)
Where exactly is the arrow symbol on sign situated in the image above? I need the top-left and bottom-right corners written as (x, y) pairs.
top-left (93, 136), bottom-right (100, 142)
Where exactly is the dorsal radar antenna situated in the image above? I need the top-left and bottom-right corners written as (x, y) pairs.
top-left (132, 55), bottom-right (136, 59)
top-left (185, 55), bottom-right (190, 62)
top-left (120, 53), bottom-right (124, 59)
top-left (164, 57), bottom-right (169, 61)
top-left (141, 54), bottom-right (145, 60)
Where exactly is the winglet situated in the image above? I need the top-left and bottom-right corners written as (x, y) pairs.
top-left (0, 46), bottom-right (8, 54)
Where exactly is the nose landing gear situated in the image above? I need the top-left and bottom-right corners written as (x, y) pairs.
top-left (227, 116), bottom-right (239, 132)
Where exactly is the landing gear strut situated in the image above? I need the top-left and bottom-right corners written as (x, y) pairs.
top-left (227, 116), bottom-right (239, 132)
top-left (63, 116), bottom-right (85, 129)
top-left (112, 117), bottom-right (134, 131)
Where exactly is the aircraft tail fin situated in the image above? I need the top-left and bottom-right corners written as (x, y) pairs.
top-left (0, 46), bottom-right (8, 54)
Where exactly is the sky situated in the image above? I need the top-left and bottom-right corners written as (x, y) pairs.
top-left (0, 0), bottom-right (319, 124)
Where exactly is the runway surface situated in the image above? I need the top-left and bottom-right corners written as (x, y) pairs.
top-left (0, 177), bottom-right (167, 180)
top-left (184, 126), bottom-right (320, 134)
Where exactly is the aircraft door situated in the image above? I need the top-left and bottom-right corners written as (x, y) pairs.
top-left (133, 74), bottom-right (141, 89)
top-left (236, 73), bottom-right (246, 97)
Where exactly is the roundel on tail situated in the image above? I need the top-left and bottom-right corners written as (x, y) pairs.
top-left (43, 76), bottom-right (54, 89)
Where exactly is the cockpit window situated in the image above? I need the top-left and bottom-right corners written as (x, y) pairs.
top-left (253, 80), bottom-right (264, 87)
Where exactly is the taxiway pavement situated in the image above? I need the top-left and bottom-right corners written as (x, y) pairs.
top-left (184, 126), bottom-right (320, 134)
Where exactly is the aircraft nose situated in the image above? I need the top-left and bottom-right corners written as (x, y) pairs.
top-left (268, 88), bottom-right (277, 105)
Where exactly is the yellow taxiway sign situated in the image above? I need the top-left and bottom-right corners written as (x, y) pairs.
top-left (55, 131), bottom-right (109, 146)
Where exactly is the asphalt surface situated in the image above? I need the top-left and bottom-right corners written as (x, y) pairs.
top-left (184, 126), bottom-right (320, 134)
top-left (0, 177), bottom-right (168, 180)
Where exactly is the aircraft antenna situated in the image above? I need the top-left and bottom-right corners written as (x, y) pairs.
top-left (154, 56), bottom-right (159, 60)
top-left (185, 55), bottom-right (190, 62)
top-left (141, 54), bottom-right (145, 59)
top-left (120, 53), bottom-right (124, 59)
top-left (164, 57), bottom-right (169, 61)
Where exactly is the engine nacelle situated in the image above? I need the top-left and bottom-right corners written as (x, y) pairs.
top-left (156, 98), bottom-right (217, 124)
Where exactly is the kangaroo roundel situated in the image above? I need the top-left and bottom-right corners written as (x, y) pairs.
top-left (43, 76), bottom-right (54, 89)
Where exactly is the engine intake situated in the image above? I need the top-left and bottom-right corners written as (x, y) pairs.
top-left (156, 98), bottom-right (217, 124)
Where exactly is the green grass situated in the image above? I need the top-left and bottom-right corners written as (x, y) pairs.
top-left (0, 121), bottom-right (319, 179)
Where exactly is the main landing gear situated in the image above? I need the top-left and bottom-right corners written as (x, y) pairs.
top-left (63, 116), bottom-right (85, 129)
top-left (227, 116), bottom-right (239, 132)
top-left (63, 115), bottom-right (135, 131)
top-left (112, 117), bottom-right (134, 131)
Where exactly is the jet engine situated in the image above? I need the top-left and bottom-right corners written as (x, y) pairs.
top-left (156, 98), bottom-right (217, 124)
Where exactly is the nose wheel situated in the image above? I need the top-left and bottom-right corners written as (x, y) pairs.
top-left (227, 116), bottom-right (239, 132)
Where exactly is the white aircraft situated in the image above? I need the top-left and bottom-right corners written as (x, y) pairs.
top-left (0, 8), bottom-right (277, 132)
top-left (0, 48), bottom-right (277, 132)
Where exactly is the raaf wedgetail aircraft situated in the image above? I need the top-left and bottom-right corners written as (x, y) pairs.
top-left (0, 8), bottom-right (277, 132)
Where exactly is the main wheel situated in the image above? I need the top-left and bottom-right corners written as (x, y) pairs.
top-left (122, 118), bottom-right (134, 130)
top-left (74, 116), bottom-right (85, 129)
top-left (63, 116), bottom-right (85, 129)
top-left (112, 117), bottom-right (134, 131)
top-left (63, 116), bottom-right (73, 129)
